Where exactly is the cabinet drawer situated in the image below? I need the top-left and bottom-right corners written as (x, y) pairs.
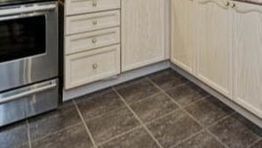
top-left (66, 10), bottom-right (120, 35)
top-left (65, 27), bottom-right (120, 55)
top-left (66, 0), bottom-right (120, 15)
top-left (65, 45), bottom-right (120, 89)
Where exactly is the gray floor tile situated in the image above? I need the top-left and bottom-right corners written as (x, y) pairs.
top-left (209, 114), bottom-right (262, 148)
top-left (86, 107), bottom-right (140, 144)
top-left (147, 109), bottom-right (202, 148)
top-left (29, 101), bottom-right (81, 140)
top-left (99, 127), bottom-right (159, 148)
top-left (148, 69), bottom-right (188, 90)
top-left (175, 131), bottom-right (225, 148)
top-left (0, 121), bottom-right (29, 148)
top-left (115, 78), bottom-right (160, 104)
top-left (185, 96), bottom-right (234, 126)
top-left (130, 93), bottom-right (178, 123)
top-left (31, 124), bottom-right (93, 148)
top-left (250, 139), bottom-right (262, 148)
top-left (166, 83), bottom-right (209, 107)
top-left (76, 88), bottom-right (124, 121)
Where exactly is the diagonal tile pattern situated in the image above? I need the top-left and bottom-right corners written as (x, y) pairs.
top-left (175, 131), bottom-right (225, 148)
top-left (98, 127), bottom-right (159, 148)
top-left (166, 82), bottom-right (209, 107)
top-left (185, 96), bottom-right (235, 126)
top-left (148, 69), bottom-right (188, 90)
top-left (0, 69), bottom-right (261, 148)
top-left (85, 107), bottom-right (140, 144)
top-left (31, 124), bottom-right (93, 148)
top-left (75, 88), bottom-right (124, 121)
top-left (146, 109), bottom-right (202, 147)
top-left (130, 92), bottom-right (178, 123)
top-left (208, 113), bottom-right (262, 148)
top-left (115, 78), bottom-right (160, 104)
top-left (29, 101), bottom-right (82, 141)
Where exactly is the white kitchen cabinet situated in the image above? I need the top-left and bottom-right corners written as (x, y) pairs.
top-left (65, 0), bottom-right (120, 15)
top-left (232, 1), bottom-right (262, 118)
top-left (66, 10), bottom-right (120, 35)
top-left (65, 27), bottom-right (120, 55)
top-left (171, 0), bottom-right (195, 73)
top-left (195, 0), bottom-right (233, 98)
top-left (121, 0), bottom-right (166, 72)
top-left (65, 45), bottom-right (120, 89)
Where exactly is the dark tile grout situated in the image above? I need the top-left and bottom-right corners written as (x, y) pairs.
top-left (73, 99), bottom-right (98, 148)
top-left (97, 125), bottom-right (143, 146)
top-left (112, 87), bottom-right (164, 148)
top-left (146, 77), bottom-right (231, 148)
top-left (171, 129), bottom-right (205, 147)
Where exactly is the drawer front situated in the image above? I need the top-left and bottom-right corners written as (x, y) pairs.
top-left (66, 0), bottom-right (120, 15)
top-left (66, 10), bottom-right (120, 35)
top-left (65, 27), bottom-right (120, 55)
top-left (65, 45), bottom-right (120, 89)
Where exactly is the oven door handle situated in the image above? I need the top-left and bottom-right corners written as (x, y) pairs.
top-left (0, 12), bottom-right (47, 21)
top-left (0, 81), bottom-right (57, 104)
top-left (0, 3), bottom-right (57, 17)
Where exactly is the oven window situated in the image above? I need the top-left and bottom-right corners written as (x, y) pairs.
top-left (0, 15), bottom-right (46, 63)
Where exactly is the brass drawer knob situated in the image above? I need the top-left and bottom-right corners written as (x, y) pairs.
top-left (231, 3), bottom-right (236, 8)
top-left (92, 38), bottom-right (97, 43)
top-left (92, 20), bottom-right (98, 25)
top-left (92, 64), bottom-right (98, 70)
top-left (225, 2), bottom-right (230, 7)
top-left (92, 0), bottom-right (97, 7)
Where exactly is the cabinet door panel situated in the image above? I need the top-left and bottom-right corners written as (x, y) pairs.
top-left (171, 0), bottom-right (195, 73)
top-left (233, 2), bottom-right (262, 118)
top-left (121, 0), bottom-right (165, 71)
top-left (196, 0), bottom-right (232, 97)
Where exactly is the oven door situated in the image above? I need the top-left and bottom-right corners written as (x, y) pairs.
top-left (0, 2), bottom-right (58, 92)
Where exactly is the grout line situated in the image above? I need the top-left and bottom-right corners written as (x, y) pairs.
top-left (26, 120), bottom-right (32, 148)
top-left (127, 91), bottom-right (162, 106)
top-left (143, 109), bottom-right (179, 126)
top-left (112, 87), bottom-right (164, 148)
top-left (147, 77), bottom-right (230, 148)
top-left (147, 77), bottom-right (210, 108)
top-left (30, 122), bottom-right (82, 143)
top-left (172, 129), bottom-right (205, 147)
top-left (73, 99), bottom-right (98, 148)
top-left (97, 125), bottom-right (143, 146)
top-left (206, 112), bottom-right (236, 129)
top-left (182, 94), bottom-right (211, 108)
top-left (154, 78), bottom-right (190, 93)
top-left (205, 129), bottom-right (230, 148)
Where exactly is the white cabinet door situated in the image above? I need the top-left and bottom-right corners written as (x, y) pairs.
top-left (121, 0), bottom-right (166, 72)
top-left (196, 0), bottom-right (232, 98)
top-left (65, 45), bottom-right (120, 89)
top-left (171, 0), bottom-right (195, 73)
top-left (233, 2), bottom-right (262, 118)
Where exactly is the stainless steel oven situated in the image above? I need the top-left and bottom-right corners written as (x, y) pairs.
top-left (0, 1), bottom-right (59, 127)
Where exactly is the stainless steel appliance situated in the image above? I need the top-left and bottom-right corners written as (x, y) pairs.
top-left (0, 0), bottom-right (59, 127)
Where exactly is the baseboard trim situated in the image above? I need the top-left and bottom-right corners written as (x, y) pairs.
top-left (170, 63), bottom-right (262, 128)
top-left (63, 61), bottom-right (170, 101)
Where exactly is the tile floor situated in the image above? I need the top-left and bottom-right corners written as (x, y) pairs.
top-left (0, 69), bottom-right (262, 148)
